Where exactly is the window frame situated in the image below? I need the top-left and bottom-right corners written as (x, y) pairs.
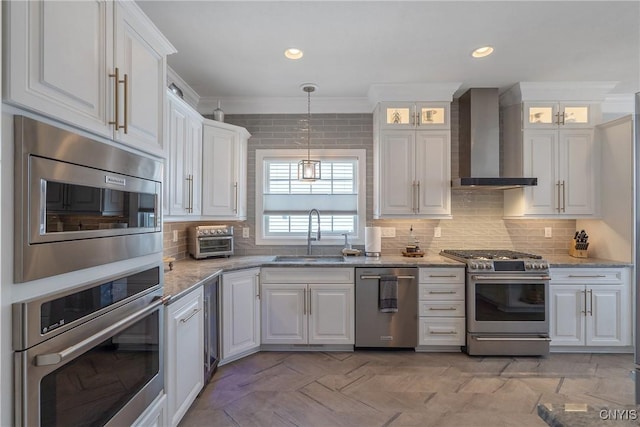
top-left (255, 149), bottom-right (366, 246)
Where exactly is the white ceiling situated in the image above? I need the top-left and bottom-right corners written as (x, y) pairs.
top-left (138, 1), bottom-right (640, 113)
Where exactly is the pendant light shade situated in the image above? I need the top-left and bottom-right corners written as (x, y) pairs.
top-left (298, 84), bottom-right (320, 181)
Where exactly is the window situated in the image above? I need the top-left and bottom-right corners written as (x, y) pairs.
top-left (256, 149), bottom-right (366, 245)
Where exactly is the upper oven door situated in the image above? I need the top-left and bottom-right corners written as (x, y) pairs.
top-left (467, 273), bottom-right (550, 334)
top-left (29, 155), bottom-right (161, 244)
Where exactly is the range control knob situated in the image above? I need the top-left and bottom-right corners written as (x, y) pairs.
top-left (470, 262), bottom-right (478, 270)
top-left (525, 262), bottom-right (533, 269)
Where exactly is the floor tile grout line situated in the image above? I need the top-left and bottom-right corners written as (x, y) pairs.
top-left (338, 374), bottom-right (366, 392)
top-left (555, 377), bottom-right (565, 394)
top-left (297, 389), bottom-right (337, 413)
top-left (223, 409), bottom-right (241, 426)
top-left (380, 411), bottom-right (401, 427)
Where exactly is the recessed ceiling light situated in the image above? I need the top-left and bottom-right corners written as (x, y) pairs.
top-left (284, 48), bottom-right (303, 60)
top-left (472, 46), bottom-right (494, 58)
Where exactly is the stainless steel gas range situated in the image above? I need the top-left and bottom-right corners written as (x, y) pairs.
top-left (440, 249), bottom-right (551, 356)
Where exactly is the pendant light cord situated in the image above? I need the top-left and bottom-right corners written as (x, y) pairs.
top-left (307, 89), bottom-right (311, 160)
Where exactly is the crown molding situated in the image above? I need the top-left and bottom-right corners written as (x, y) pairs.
top-left (166, 67), bottom-right (200, 109)
top-left (367, 83), bottom-right (462, 105)
top-left (197, 96), bottom-right (372, 115)
top-left (601, 93), bottom-right (635, 114)
top-left (514, 81), bottom-right (618, 102)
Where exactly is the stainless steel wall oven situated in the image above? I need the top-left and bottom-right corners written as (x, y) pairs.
top-left (13, 264), bottom-right (167, 426)
top-left (14, 116), bottom-right (163, 282)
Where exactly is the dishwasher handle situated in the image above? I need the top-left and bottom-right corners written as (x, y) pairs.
top-left (359, 275), bottom-right (415, 280)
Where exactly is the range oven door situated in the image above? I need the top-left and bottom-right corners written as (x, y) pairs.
top-left (467, 273), bottom-right (550, 334)
top-left (14, 286), bottom-right (165, 426)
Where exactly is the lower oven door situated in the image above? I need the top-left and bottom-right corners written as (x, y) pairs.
top-left (14, 295), bottom-right (165, 427)
top-left (467, 273), bottom-right (550, 334)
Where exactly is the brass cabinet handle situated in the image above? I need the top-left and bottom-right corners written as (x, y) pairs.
top-left (554, 111), bottom-right (561, 126)
top-left (185, 175), bottom-right (194, 213)
top-left (109, 68), bottom-right (128, 133)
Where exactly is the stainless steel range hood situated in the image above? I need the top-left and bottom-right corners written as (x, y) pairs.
top-left (453, 88), bottom-right (537, 190)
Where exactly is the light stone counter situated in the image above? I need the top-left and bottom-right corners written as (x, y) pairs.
top-left (162, 251), bottom-right (465, 303)
top-left (545, 254), bottom-right (632, 268)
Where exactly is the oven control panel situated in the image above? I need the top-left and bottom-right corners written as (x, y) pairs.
top-left (194, 225), bottom-right (233, 237)
top-left (467, 260), bottom-right (548, 272)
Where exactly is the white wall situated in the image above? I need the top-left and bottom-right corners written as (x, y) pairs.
top-left (577, 115), bottom-right (633, 262)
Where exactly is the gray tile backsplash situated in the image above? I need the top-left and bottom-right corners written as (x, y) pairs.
top-left (164, 104), bottom-right (575, 260)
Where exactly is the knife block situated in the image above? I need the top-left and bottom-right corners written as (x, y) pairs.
top-left (569, 239), bottom-right (589, 258)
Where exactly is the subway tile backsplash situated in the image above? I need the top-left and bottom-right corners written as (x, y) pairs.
top-left (164, 105), bottom-right (575, 260)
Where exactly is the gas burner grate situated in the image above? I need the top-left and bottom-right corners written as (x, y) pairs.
top-left (440, 249), bottom-right (543, 260)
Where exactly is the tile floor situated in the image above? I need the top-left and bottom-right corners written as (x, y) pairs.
top-left (180, 351), bottom-right (635, 427)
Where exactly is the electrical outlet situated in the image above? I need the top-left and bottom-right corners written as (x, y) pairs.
top-left (242, 227), bottom-right (250, 238)
top-left (381, 227), bottom-right (396, 238)
top-left (544, 227), bottom-right (552, 238)
top-left (172, 230), bottom-right (179, 242)
top-left (434, 227), bottom-right (442, 238)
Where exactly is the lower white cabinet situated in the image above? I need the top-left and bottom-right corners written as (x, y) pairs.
top-left (417, 268), bottom-right (466, 348)
top-left (260, 268), bottom-right (354, 346)
top-left (550, 268), bottom-right (631, 348)
top-left (132, 393), bottom-right (167, 427)
top-left (165, 287), bottom-right (204, 426)
top-left (221, 268), bottom-right (261, 361)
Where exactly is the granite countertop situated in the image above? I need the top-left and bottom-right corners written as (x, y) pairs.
top-left (163, 251), bottom-right (632, 304)
top-left (537, 403), bottom-right (639, 427)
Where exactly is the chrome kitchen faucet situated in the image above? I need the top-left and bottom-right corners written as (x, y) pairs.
top-left (307, 209), bottom-right (321, 255)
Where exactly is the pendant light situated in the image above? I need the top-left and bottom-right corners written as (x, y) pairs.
top-left (298, 83), bottom-right (321, 181)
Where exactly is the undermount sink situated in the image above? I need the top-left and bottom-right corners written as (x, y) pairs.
top-left (273, 255), bottom-right (346, 263)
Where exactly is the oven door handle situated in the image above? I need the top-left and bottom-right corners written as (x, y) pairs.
top-left (474, 337), bottom-right (551, 342)
top-left (471, 275), bottom-right (550, 281)
top-left (35, 295), bottom-right (169, 367)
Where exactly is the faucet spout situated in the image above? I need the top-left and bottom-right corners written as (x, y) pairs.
top-left (307, 209), bottom-right (321, 255)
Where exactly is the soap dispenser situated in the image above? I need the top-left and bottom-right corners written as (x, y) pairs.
top-left (341, 232), bottom-right (361, 256)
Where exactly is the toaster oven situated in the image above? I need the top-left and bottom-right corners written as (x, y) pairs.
top-left (188, 225), bottom-right (234, 259)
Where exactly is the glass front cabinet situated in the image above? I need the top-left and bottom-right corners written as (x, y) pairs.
top-left (523, 102), bottom-right (594, 129)
top-left (380, 102), bottom-right (450, 130)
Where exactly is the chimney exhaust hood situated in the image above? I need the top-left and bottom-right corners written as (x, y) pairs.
top-left (453, 88), bottom-right (537, 190)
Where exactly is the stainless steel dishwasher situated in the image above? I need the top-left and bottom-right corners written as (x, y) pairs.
top-left (355, 267), bottom-right (418, 348)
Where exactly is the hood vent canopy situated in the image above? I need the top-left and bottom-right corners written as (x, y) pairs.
top-left (453, 88), bottom-right (537, 190)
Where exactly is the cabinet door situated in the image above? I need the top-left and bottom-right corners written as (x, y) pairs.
top-left (5, 0), bottom-right (112, 138)
top-left (202, 123), bottom-right (239, 218)
top-left (559, 103), bottom-right (593, 128)
top-left (131, 393), bottom-right (167, 427)
top-left (415, 103), bottom-right (449, 129)
top-left (308, 284), bottom-right (354, 345)
top-left (414, 131), bottom-right (451, 216)
top-left (379, 102), bottom-right (416, 129)
top-left (523, 103), bottom-right (559, 129)
top-left (166, 289), bottom-right (204, 427)
top-left (114, 2), bottom-right (166, 156)
top-left (549, 286), bottom-right (585, 346)
top-left (222, 269), bottom-right (261, 360)
top-left (378, 131), bottom-right (416, 216)
top-left (522, 131), bottom-right (558, 215)
top-left (586, 285), bottom-right (630, 346)
top-left (167, 99), bottom-right (190, 215)
top-left (261, 284), bottom-right (307, 344)
top-left (558, 130), bottom-right (595, 215)
top-left (187, 115), bottom-right (203, 215)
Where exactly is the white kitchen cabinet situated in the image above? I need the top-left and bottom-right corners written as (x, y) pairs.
top-left (166, 90), bottom-right (203, 216)
top-left (201, 119), bottom-right (250, 220)
top-left (549, 268), bottom-right (631, 349)
top-left (131, 393), bottom-right (167, 427)
top-left (165, 287), bottom-right (204, 427)
top-left (378, 102), bottom-right (450, 130)
top-left (261, 268), bottom-right (354, 346)
top-left (505, 129), bottom-right (596, 217)
top-left (523, 102), bottom-right (596, 129)
top-left (221, 268), bottom-right (261, 362)
top-left (4, 0), bottom-right (175, 157)
top-left (374, 125), bottom-right (451, 218)
top-left (417, 268), bottom-right (466, 349)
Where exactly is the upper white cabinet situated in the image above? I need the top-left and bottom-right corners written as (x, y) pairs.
top-left (523, 102), bottom-right (596, 129)
top-left (379, 102), bottom-right (450, 130)
top-left (373, 103), bottom-right (451, 218)
top-left (166, 90), bottom-right (203, 216)
top-left (502, 83), bottom-right (605, 218)
top-left (202, 119), bottom-right (249, 220)
top-left (4, 0), bottom-right (175, 157)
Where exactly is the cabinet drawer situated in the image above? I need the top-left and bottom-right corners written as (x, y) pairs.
top-left (419, 283), bottom-right (465, 300)
top-left (420, 268), bottom-right (464, 284)
top-left (419, 300), bottom-right (465, 317)
top-left (550, 268), bottom-right (624, 285)
top-left (418, 318), bottom-right (465, 346)
top-left (261, 267), bottom-right (353, 284)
